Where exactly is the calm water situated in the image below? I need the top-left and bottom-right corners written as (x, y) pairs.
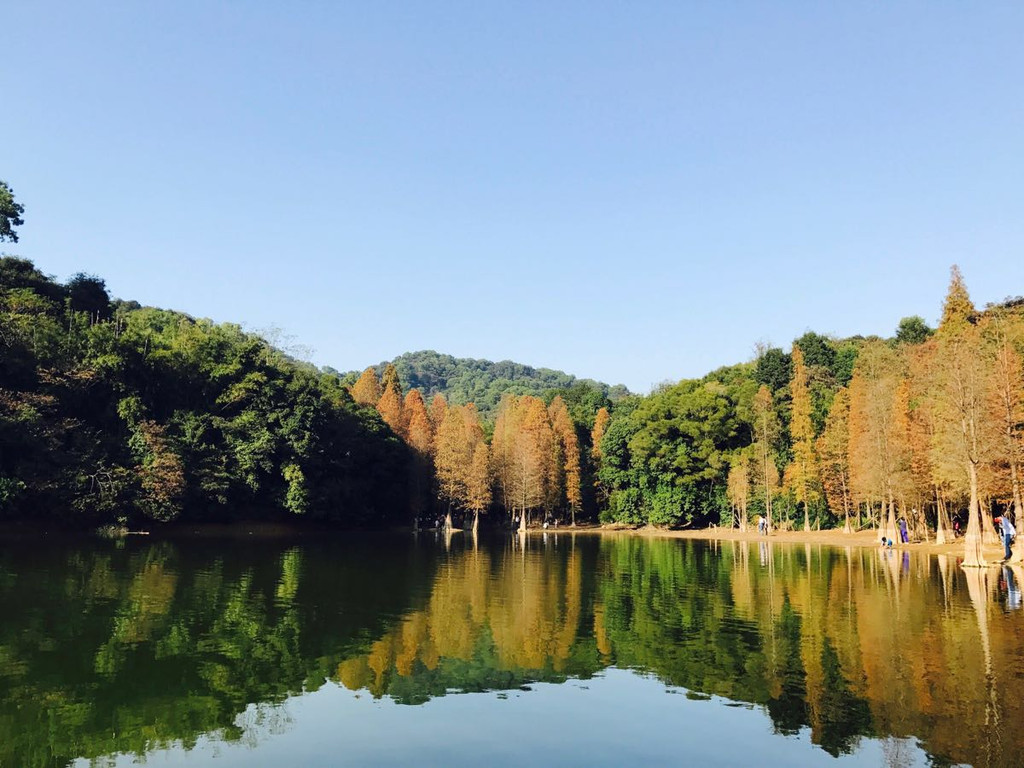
top-left (2, 531), bottom-right (1022, 767)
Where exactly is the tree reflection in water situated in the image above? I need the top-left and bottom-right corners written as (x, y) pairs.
top-left (1, 532), bottom-right (1022, 767)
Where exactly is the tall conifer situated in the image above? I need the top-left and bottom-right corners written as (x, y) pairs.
top-left (376, 374), bottom-right (405, 437)
top-left (929, 266), bottom-right (994, 566)
top-left (549, 396), bottom-right (582, 525)
top-left (817, 387), bottom-right (853, 533)
top-left (789, 346), bottom-right (821, 531)
top-left (349, 367), bottom-right (381, 406)
top-left (752, 385), bottom-right (779, 532)
top-left (429, 394), bottom-right (448, 436)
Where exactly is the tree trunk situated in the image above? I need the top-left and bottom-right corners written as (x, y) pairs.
top-left (962, 461), bottom-right (986, 567)
top-left (803, 502), bottom-right (810, 532)
top-left (934, 486), bottom-right (947, 545)
top-left (883, 493), bottom-right (898, 545)
top-left (982, 497), bottom-right (1000, 546)
top-left (472, 509), bottom-right (479, 535)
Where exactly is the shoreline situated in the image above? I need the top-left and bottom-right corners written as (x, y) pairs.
top-left (2, 519), bottom-right (1015, 564)
top-left (528, 524), bottom-right (1016, 563)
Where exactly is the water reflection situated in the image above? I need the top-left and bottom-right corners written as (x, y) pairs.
top-left (2, 532), bottom-right (1023, 766)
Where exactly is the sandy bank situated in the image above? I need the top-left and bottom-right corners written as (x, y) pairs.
top-left (539, 524), bottom-right (1016, 563)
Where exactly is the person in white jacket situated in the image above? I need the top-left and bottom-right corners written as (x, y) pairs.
top-left (997, 515), bottom-right (1016, 561)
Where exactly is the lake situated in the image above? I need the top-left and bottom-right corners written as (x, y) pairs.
top-left (1, 530), bottom-right (1021, 767)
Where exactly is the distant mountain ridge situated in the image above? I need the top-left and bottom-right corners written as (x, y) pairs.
top-left (343, 350), bottom-right (630, 419)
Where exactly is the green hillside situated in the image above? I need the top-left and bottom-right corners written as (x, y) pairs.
top-left (342, 350), bottom-right (630, 422)
top-left (0, 256), bottom-right (408, 527)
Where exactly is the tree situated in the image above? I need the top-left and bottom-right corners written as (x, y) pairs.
top-left (429, 393), bottom-right (448, 435)
top-left (752, 385), bottom-right (780, 532)
top-left (66, 273), bottom-right (112, 322)
top-left (846, 341), bottom-right (906, 543)
top-left (349, 367), bottom-right (381, 406)
top-left (940, 266), bottom-right (977, 328)
top-left (403, 390), bottom-right (433, 456)
top-left (589, 406), bottom-right (612, 512)
top-left (0, 181), bottom-right (25, 243)
top-left (895, 316), bottom-right (933, 346)
top-left (433, 404), bottom-right (486, 530)
top-left (381, 363), bottom-right (402, 395)
top-left (376, 368), bottom-right (405, 436)
top-left (755, 346), bottom-right (792, 392)
top-left (403, 388), bottom-right (434, 526)
top-left (433, 407), bottom-right (469, 530)
top-left (727, 450), bottom-right (752, 530)
top-left (794, 331), bottom-right (836, 370)
top-left (907, 342), bottom-right (952, 543)
top-left (817, 387), bottom-right (853, 532)
top-left (788, 346), bottom-right (821, 531)
top-left (927, 266), bottom-right (995, 567)
top-left (491, 395), bottom-right (553, 530)
top-left (466, 442), bottom-right (492, 533)
top-left (591, 407), bottom-right (610, 459)
top-left (549, 396), bottom-right (582, 525)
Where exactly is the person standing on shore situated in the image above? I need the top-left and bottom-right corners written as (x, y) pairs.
top-left (997, 515), bottom-right (1016, 561)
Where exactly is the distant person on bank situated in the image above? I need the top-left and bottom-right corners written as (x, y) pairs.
top-left (997, 515), bottom-right (1016, 561)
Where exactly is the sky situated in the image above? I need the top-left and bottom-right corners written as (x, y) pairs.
top-left (4, 2), bottom-right (1023, 393)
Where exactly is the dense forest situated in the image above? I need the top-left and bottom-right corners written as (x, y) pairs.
top-left (0, 253), bottom-right (409, 528)
top-left (2, 182), bottom-right (1023, 556)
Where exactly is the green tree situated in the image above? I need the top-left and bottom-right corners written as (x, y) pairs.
top-left (66, 272), bottom-right (112, 321)
top-left (0, 180), bottom-right (25, 242)
top-left (895, 316), bottom-right (934, 345)
top-left (599, 381), bottom-right (739, 527)
top-left (755, 346), bottom-right (792, 392)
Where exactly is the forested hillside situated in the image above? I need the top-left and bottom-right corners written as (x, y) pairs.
top-left (0, 257), bottom-right (408, 528)
top-left (342, 351), bottom-right (629, 421)
top-left (2, 240), bottom-right (1022, 550)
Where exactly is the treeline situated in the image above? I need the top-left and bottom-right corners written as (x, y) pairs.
top-left (597, 268), bottom-right (1024, 563)
top-left (0, 257), bottom-right (409, 527)
top-left (3, 246), bottom-right (1021, 544)
top-left (319, 267), bottom-right (1024, 548)
top-left (346, 364), bottom-right (612, 529)
top-left (342, 349), bottom-right (629, 421)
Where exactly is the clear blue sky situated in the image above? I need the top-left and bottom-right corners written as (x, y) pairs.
top-left (5, 2), bottom-right (1023, 392)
